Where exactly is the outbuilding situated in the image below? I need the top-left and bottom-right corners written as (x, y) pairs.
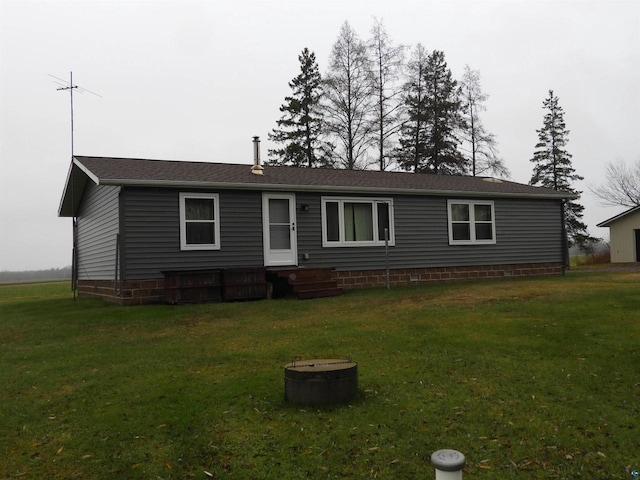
top-left (59, 154), bottom-right (575, 305)
top-left (597, 205), bottom-right (640, 263)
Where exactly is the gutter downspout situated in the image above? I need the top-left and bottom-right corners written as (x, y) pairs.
top-left (560, 199), bottom-right (570, 270)
top-left (71, 161), bottom-right (78, 299)
top-left (115, 233), bottom-right (120, 297)
top-left (118, 188), bottom-right (126, 298)
top-left (72, 217), bottom-right (78, 297)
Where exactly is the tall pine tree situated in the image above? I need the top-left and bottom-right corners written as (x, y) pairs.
top-left (396, 44), bottom-right (429, 173)
top-left (398, 50), bottom-right (466, 174)
top-left (268, 48), bottom-right (332, 168)
top-left (422, 50), bottom-right (466, 175)
top-left (529, 90), bottom-right (594, 249)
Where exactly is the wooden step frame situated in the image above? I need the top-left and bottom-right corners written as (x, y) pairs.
top-left (267, 267), bottom-right (343, 300)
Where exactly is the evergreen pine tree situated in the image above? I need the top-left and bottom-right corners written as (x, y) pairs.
top-left (268, 48), bottom-right (332, 168)
top-left (398, 50), bottom-right (466, 174)
top-left (396, 44), bottom-right (429, 173)
top-left (529, 90), bottom-right (595, 249)
top-left (422, 50), bottom-right (466, 175)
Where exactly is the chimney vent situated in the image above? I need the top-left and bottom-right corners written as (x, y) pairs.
top-left (251, 136), bottom-right (264, 175)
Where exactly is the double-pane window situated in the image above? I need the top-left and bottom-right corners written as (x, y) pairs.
top-left (448, 200), bottom-right (496, 244)
top-left (179, 193), bottom-right (220, 250)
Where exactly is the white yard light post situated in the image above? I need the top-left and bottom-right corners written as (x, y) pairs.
top-left (431, 449), bottom-right (465, 480)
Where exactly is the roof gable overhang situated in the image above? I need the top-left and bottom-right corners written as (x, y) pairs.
top-left (596, 205), bottom-right (640, 227)
top-left (58, 159), bottom-right (100, 217)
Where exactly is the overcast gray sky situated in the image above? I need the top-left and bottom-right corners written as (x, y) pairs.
top-left (1, 0), bottom-right (638, 271)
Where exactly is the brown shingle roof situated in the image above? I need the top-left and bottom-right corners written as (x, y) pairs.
top-left (60, 155), bottom-right (574, 216)
top-left (78, 155), bottom-right (573, 195)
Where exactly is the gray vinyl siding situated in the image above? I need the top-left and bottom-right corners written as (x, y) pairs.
top-left (296, 193), bottom-right (563, 270)
top-left (121, 187), bottom-right (264, 280)
top-left (76, 183), bottom-right (120, 280)
top-left (119, 187), bottom-right (563, 280)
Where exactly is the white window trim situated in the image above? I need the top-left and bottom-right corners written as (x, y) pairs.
top-left (447, 199), bottom-right (496, 245)
top-left (179, 192), bottom-right (221, 251)
top-left (321, 197), bottom-right (395, 247)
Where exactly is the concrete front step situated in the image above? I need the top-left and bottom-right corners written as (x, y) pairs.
top-left (295, 287), bottom-right (344, 300)
top-left (291, 281), bottom-right (338, 292)
top-left (278, 269), bottom-right (334, 283)
top-left (267, 267), bottom-right (343, 299)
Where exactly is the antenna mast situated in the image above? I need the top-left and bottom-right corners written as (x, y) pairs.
top-left (57, 72), bottom-right (78, 298)
top-left (51, 71), bottom-right (101, 158)
top-left (57, 71), bottom-right (78, 158)
top-left (52, 71), bottom-right (100, 299)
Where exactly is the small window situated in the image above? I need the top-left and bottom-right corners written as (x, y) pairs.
top-left (322, 197), bottom-right (394, 247)
top-left (447, 200), bottom-right (496, 245)
top-left (179, 193), bottom-right (220, 250)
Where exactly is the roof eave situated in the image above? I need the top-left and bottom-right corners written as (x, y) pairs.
top-left (73, 157), bottom-right (101, 185)
top-left (596, 205), bottom-right (640, 227)
top-left (57, 160), bottom-right (76, 217)
top-left (100, 178), bottom-right (574, 200)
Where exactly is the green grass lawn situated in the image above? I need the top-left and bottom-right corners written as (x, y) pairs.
top-left (1, 273), bottom-right (639, 479)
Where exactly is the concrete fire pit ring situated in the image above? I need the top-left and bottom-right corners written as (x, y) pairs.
top-left (284, 358), bottom-right (358, 406)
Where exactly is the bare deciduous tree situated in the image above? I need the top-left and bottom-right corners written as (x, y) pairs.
top-left (459, 65), bottom-right (509, 178)
top-left (590, 157), bottom-right (640, 207)
top-left (368, 18), bottom-right (405, 171)
top-left (324, 21), bottom-right (376, 170)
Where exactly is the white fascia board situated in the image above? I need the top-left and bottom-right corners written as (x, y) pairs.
top-left (57, 158), bottom-right (101, 217)
top-left (73, 157), bottom-right (101, 185)
top-left (57, 161), bottom-right (76, 216)
top-left (596, 205), bottom-right (640, 227)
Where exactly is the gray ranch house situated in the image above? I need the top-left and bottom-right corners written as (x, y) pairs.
top-left (59, 155), bottom-right (574, 305)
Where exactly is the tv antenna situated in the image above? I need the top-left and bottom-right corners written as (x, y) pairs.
top-left (50, 71), bottom-right (101, 299)
top-left (50, 71), bottom-right (101, 159)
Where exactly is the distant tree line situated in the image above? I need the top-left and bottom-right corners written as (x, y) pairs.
top-left (267, 20), bottom-right (508, 177)
top-left (0, 266), bottom-right (71, 283)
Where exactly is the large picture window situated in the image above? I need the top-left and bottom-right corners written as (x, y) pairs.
top-left (447, 200), bottom-right (496, 245)
top-left (179, 193), bottom-right (220, 250)
top-left (322, 197), bottom-right (394, 247)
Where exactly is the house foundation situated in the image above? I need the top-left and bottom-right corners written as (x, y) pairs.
top-left (77, 279), bottom-right (166, 306)
top-left (332, 262), bottom-right (565, 289)
top-left (76, 262), bottom-right (565, 305)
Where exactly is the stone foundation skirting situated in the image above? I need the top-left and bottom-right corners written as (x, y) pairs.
top-left (77, 279), bottom-right (166, 306)
top-left (77, 262), bottom-right (564, 305)
top-left (332, 262), bottom-right (564, 289)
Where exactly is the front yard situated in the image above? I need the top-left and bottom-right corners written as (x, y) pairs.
top-left (1, 269), bottom-right (638, 479)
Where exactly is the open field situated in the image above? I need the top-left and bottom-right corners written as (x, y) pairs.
top-left (1, 271), bottom-right (639, 479)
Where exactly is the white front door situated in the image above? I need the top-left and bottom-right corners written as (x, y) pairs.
top-left (262, 193), bottom-right (297, 266)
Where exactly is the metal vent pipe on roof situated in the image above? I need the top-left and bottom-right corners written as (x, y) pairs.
top-left (251, 136), bottom-right (264, 175)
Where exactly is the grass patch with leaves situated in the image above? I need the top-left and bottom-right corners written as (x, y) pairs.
top-left (1, 274), bottom-right (639, 479)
